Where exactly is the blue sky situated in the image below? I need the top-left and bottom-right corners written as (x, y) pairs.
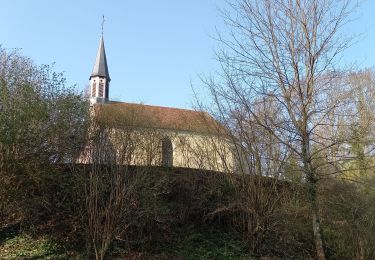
top-left (1, 1), bottom-right (375, 109)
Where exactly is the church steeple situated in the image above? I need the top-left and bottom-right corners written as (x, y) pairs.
top-left (90, 36), bottom-right (110, 104)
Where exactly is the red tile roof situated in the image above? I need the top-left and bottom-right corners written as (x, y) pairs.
top-left (93, 102), bottom-right (227, 135)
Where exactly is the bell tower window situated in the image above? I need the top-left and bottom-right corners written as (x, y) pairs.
top-left (92, 80), bottom-right (97, 97)
top-left (98, 80), bottom-right (104, 97)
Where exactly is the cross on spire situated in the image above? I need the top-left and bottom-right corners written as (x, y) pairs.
top-left (101, 15), bottom-right (105, 37)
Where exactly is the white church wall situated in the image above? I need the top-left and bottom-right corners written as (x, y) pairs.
top-left (77, 126), bottom-right (235, 173)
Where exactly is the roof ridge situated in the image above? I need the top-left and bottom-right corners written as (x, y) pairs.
top-left (108, 101), bottom-right (204, 114)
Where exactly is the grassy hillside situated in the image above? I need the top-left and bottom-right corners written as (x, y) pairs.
top-left (1, 166), bottom-right (374, 259)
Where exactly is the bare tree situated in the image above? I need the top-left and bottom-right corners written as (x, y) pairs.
top-left (79, 105), bottom-right (175, 260)
top-left (78, 106), bottom-right (137, 260)
top-left (196, 95), bottom-right (293, 252)
top-left (203, 0), bottom-right (357, 258)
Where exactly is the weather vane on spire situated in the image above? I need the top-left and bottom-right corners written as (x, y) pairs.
top-left (101, 15), bottom-right (105, 37)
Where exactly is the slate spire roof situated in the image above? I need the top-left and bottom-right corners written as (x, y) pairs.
top-left (90, 36), bottom-right (110, 81)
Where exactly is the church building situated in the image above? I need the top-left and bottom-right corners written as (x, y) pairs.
top-left (82, 36), bottom-right (235, 172)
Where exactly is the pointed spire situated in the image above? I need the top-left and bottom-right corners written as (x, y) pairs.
top-left (90, 36), bottom-right (110, 81)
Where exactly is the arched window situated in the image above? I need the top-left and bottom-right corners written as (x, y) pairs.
top-left (161, 137), bottom-right (173, 167)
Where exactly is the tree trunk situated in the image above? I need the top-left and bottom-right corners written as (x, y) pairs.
top-left (306, 167), bottom-right (326, 260)
top-left (303, 133), bottom-right (326, 260)
top-left (311, 204), bottom-right (325, 260)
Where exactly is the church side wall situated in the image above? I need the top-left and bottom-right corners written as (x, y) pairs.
top-left (78, 127), bottom-right (235, 173)
top-left (172, 133), bottom-right (234, 173)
